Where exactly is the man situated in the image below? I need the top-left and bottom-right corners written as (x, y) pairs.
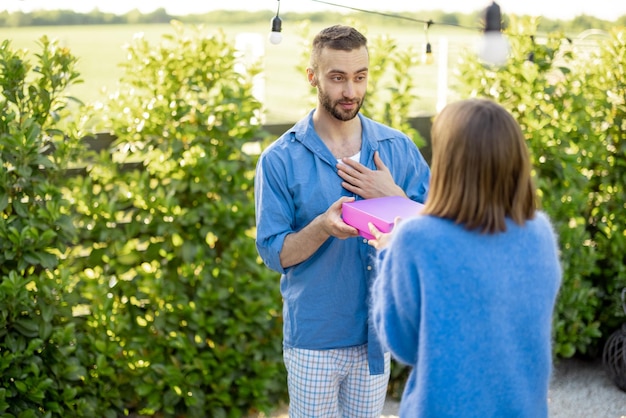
top-left (254, 25), bottom-right (430, 417)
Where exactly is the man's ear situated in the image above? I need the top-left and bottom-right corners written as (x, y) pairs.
top-left (307, 68), bottom-right (316, 87)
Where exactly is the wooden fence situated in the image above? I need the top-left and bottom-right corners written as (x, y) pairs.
top-left (80, 115), bottom-right (434, 164)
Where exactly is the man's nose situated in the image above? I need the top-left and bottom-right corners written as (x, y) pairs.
top-left (343, 81), bottom-right (356, 98)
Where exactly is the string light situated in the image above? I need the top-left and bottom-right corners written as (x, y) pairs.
top-left (269, 0), bottom-right (282, 45)
top-left (424, 42), bottom-right (433, 65)
top-left (423, 20), bottom-right (434, 65)
top-left (270, 0), bottom-right (510, 67)
top-left (477, 1), bottom-right (510, 66)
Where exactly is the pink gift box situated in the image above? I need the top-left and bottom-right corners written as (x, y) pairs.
top-left (342, 196), bottom-right (424, 240)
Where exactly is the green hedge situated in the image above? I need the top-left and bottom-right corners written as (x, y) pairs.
top-left (64, 22), bottom-right (287, 417)
top-left (0, 37), bottom-right (94, 416)
top-left (455, 17), bottom-right (626, 358)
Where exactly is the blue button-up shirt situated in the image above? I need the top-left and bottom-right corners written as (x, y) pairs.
top-left (254, 110), bottom-right (430, 374)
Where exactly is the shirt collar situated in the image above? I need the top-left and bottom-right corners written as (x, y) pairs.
top-left (289, 110), bottom-right (382, 154)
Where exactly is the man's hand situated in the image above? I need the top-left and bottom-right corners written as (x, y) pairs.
top-left (320, 196), bottom-right (361, 240)
top-left (337, 151), bottom-right (405, 199)
top-left (279, 196), bottom-right (359, 268)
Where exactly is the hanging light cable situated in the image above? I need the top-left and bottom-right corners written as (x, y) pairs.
top-left (310, 0), bottom-right (511, 67)
top-left (269, 0), bottom-right (283, 45)
top-left (310, 0), bottom-right (478, 29)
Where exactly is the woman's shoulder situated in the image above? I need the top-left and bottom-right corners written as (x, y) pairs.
top-left (527, 210), bottom-right (560, 242)
top-left (522, 211), bottom-right (556, 235)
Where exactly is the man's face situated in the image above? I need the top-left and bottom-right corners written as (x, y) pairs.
top-left (312, 46), bottom-right (368, 122)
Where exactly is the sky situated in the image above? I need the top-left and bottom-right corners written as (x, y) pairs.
top-left (3, 0), bottom-right (626, 22)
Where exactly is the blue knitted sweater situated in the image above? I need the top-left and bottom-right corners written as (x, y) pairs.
top-left (372, 212), bottom-right (562, 418)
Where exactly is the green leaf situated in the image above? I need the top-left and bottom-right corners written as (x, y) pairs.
top-left (14, 381), bottom-right (28, 393)
top-left (38, 252), bottom-right (57, 269)
top-left (0, 193), bottom-right (8, 212)
top-left (13, 319), bottom-right (39, 338)
top-left (61, 363), bottom-right (86, 381)
top-left (12, 200), bottom-right (28, 217)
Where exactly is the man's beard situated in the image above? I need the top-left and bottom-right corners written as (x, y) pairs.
top-left (318, 86), bottom-right (364, 122)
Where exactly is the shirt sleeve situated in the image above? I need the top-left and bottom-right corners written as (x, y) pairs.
top-left (401, 140), bottom-right (431, 204)
top-left (254, 149), bottom-right (293, 275)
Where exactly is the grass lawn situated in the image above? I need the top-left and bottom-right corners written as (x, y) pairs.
top-left (1, 20), bottom-right (479, 124)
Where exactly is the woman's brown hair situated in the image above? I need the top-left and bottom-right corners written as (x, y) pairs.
top-left (423, 98), bottom-right (536, 234)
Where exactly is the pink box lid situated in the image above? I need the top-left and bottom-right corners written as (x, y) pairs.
top-left (342, 196), bottom-right (424, 240)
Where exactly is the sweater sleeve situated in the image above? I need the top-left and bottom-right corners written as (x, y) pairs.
top-left (372, 227), bottom-right (421, 366)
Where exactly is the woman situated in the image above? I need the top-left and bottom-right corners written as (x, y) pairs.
top-left (368, 98), bottom-right (562, 417)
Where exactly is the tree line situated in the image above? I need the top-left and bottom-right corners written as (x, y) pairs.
top-left (0, 8), bottom-right (624, 34)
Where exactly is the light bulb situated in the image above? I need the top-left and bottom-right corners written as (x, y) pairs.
top-left (269, 15), bottom-right (282, 45)
top-left (269, 31), bottom-right (282, 45)
top-left (477, 32), bottom-right (510, 66)
top-left (477, 2), bottom-right (509, 66)
top-left (423, 42), bottom-right (434, 65)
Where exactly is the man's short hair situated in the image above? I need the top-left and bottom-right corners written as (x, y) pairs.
top-left (310, 25), bottom-right (368, 69)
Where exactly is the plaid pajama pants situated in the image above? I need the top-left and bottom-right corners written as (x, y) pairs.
top-left (283, 344), bottom-right (391, 417)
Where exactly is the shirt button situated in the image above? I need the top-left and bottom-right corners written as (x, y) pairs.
top-left (367, 266), bottom-right (372, 271)
top-left (363, 239), bottom-right (368, 244)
